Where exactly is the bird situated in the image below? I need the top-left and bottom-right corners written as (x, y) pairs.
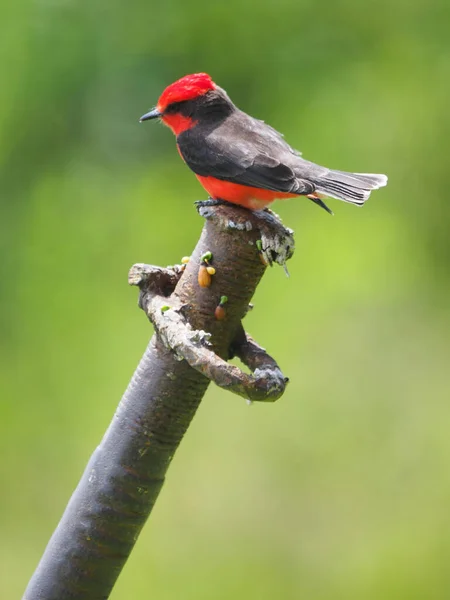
top-left (140, 73), bottom-right (387, 214)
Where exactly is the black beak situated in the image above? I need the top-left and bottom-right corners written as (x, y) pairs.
top-left (139, 108), bottom-right (161, 122)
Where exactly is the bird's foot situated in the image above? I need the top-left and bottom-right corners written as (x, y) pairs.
top-left (263, 207), bottom-right (276, 215)
top-left (196, 199), bottom-right (295, 273)
top-left (194, 198), bottom-right (236, 209)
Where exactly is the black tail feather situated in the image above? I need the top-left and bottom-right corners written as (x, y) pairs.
top-left (312, 171), bottom-right (388, 206)
top-left (309, 196), bottom-right (334, 215)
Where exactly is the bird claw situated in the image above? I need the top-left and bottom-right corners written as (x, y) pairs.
top-left (195, 200), bottom-right (294, 271)
top-left (195, 198), bottom-right (236, 209)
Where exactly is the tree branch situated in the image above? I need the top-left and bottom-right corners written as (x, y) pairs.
top-left (23, 203), bottom-right (294, 600)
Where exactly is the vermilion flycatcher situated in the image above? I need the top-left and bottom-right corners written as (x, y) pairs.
top-left (140, 73), bottom-right (387, 214)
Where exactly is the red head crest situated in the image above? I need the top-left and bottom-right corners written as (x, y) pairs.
top-left (157, 73), bottom-right (216, 112)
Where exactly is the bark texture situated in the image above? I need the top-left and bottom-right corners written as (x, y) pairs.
top-left (23, 203), bottom-right (294, 600)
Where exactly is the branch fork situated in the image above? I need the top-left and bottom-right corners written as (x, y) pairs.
top-left (24, 202), bottom-right (295, 600)
top-left (127, 203), bottom-right (294, 402)
top-left (129, 262), bottom-right (288, 402)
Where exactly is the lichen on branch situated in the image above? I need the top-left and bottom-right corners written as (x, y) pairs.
top-left (129, 203), bottom-right (294, 402)
top-left (24, 202), bottom-right (295, 600)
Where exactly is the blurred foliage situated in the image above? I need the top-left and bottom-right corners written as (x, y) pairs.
top-left (1, 0), bottom-right (450, 598)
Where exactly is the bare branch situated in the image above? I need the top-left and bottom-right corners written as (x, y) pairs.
top-left (135, 291), bottom-right (288, 402)
top-left (23, 203), bottom-right (294, 600)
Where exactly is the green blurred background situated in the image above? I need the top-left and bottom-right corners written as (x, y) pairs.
top-left (1, 0), bottom-right (450, 597)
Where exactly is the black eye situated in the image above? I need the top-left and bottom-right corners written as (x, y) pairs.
top-left (164, 101), bottom-right (187, 114)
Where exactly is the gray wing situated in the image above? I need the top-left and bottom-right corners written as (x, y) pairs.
top-left (178, 109), bottom-right (387, 204)
top-left (178, 110), bottom-right (317, 195)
